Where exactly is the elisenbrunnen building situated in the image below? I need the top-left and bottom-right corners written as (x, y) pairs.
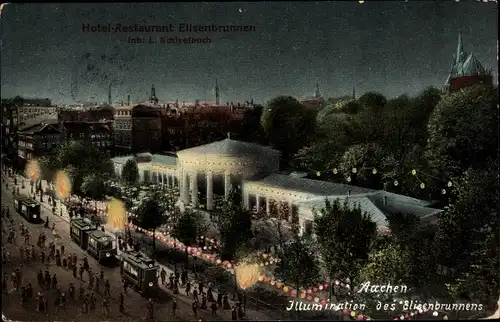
top-left (112, 136), bottom-right (442, 236)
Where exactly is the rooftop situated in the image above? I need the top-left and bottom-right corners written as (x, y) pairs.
top-left (177, 138), bottom-right (280, 158)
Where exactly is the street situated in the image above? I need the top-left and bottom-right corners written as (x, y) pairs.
top-left (1, 172), bottom-right (261, 321)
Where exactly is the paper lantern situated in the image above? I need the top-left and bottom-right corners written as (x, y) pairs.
top-left (313, 287), bottom-right (318, 292)
top-left (216, 259), bottom-right (221, 264)
top-left (300, 292), bottom-right (306, 299)
top-left (319, 285), bottom-right (324, 291)
top-left (411, 169), bottom-right (417, 175)
top-left (283, 286), bottom-right (289, 293)
top-left (316, 171), bottom-right (321, 177)
top-left (258, 275), bottom-right (264, 281)
top-left (323, 283), bottom-right (329, 289)
top-left (314, 297), bottom-right (320, 303)
top-left (351, 311), bottom-right (356, 317)
top-left (358, 314), bottom-right (364, 320)
top-left (307, 296), bottom-right (313, 301)
top-left (343, 308), bottom-right (349, 314)
top-left (307, 289), bottom-right (312, 294)
top-left (276, 283), bottom-right (282, 289)
top-left (432, 311), bottom-right (438, 317)
top-left (340, 283), bottom-right (344, 287)
top-left (270, 280), bottom-right (276, 286)
top-left (196, 251), bottom-right (201, 256)
top-left (321, 299), bottom-right (327, 305)
top-left (334, 280), bottom-right (340, 285)
top-left (420, 183), bottom-right (426, 189)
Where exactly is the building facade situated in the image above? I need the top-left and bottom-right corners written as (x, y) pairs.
top-left (444, 32), bottom-right (493, 93)
top-left (17, 122), bottom-right (61, 169)
top-left (60, 121), bottom-right (113, 153)
top-left (113, 103), bottom-right (162, 154)
top-left (112, 138), bottom-right (442, 235)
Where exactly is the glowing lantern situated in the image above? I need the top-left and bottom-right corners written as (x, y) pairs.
top-left (300, 292), bottom-right (306, 299)
top-left (270, 280), bottom-right (276, 286)
top-left (316, 171), bottom-right (321, 177)
top-left (314, 297), bottom-right (319, 303)
top-left (234, 263), bottom-right (261, 290)
top-left (332, 168), bottom-right (338, 174)
top-left (313, 287), bottom-right (318, 292)
top-left (372, 168), bottom-right (377, 175)
top-left (307, 289), bottom-right (312, 294)
top-left (433, 311), bottom-right (438, 317)
top-left (351, 311), bottom-right (356, 317)
top-left (411, 169), bottom-right (417, 175)
top-left (258, 275), bottom-right (264, 281)
top-left (321, 299), bottom-right (327, 306)
top-left (334, 280), bottom-right (340, 285)
top-left (307, 295), bottom-right (313, 301)
top-left (319, 285), bottom-right (324, 291)
top-left (420, 183), bottom-right (425, 189)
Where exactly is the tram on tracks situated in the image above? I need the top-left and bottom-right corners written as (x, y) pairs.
top-left (13, 195), bottom-right (42, 223)
top-left (70, 217), bottom-right (117, 263)
top-left (120, 250), bottom-right (159, 295)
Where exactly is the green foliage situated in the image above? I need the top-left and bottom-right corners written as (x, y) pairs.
top-left (341, 101), bottom-right (362, 114)
top-left (261, 96), bottom-right (316, 159)
top-left (38, 154), bottom-right (58, 181)
top-left (426, 85), bottom-right (498, 175)
top-left (80, 173), bottom-right (106, 200)
top-left (135, 197), bottom-right (168, 231)
top-left (46, 140), bottom-right (114, 194)
top-left (274, 235), bottom-right (322, 289)
top-left (357, 92), bottom-right (387, 113)
top-left (122, 159), bottom-right (139, 186)
top-left (434, 163), bottom-right (499, 304)
top-left (213, 190), bottom-right (254, 262)
top-left (171, 209), bottom-right (206, 248)
top-left (359, 243), bottom-right (410, 285)
top-left (314, 199), bottom-right (376, 284)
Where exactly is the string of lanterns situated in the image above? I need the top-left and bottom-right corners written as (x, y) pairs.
top-left (313, 166), bottom-right (453, 195)
top-left (130, 222), bottom-right (452, 320)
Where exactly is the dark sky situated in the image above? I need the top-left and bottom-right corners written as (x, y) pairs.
top-left (1, 2), bottom-right (497, 105)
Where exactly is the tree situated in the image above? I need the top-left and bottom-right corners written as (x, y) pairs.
top-left (337, 143), bottom-right (384, 189)
top-left (359, 242), bottom-right (410, 286)
top-left (80, 173), bottom-right (106, 201)
top-left (135, 196), bottom-right (168, 262)
top-left (213, 190), bottom-right (254, 261)
top-left (171, 209), bottom-right (207, 265)
top-left (261, 96), bottom-right (316, 161)
top-left (357, 92), bottom-right (387, 113)
top-left (122, 158), bottom-right (139, 186)
top-left (274, 235), bottom-right (322, 293)
top-left (435, 163), bottom-right (499, 304)
top-left (426, 85), bottom-right (498, 176)
top-left (314, 199), bottom-right (376, 299)
top-left (38, 154), bottom-right (58, 181)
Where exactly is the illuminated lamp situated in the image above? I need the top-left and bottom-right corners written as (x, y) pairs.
top-left (307, 295), bottom-right (313, 301)
top-left (319, 285), bottom-right (324, 291)
top-left (351, 311), bottom-right (356, 317)
top-left (314, 297), bottom-right (320, 303)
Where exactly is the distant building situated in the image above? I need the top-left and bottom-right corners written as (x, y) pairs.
top-left (60, 121), bottom-right (113, 154)
top-left (444, 32), bottom-right (493, 93)
top-left (301, 82), bottom-right (326, 109)
top-left (17, 121), bottom-right (61, 169)
top-left (113, 103), bottom-right (162, 154)
top-left (58, 106), bottom-right (114, 122)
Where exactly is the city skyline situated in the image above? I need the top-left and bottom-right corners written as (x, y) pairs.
top-left (0, 2), bottom-right (497, 105)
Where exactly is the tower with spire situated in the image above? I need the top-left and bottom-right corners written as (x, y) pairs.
top-left (314, 81), bottom-right (321, 98)
top-left (215, 78), bottom-right (220, 105)
top-left (444, 32), bottom-right (493, 93)
top-left (150, 85), bottom-right (158, 105)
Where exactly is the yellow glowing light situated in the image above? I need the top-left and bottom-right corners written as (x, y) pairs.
top-left (351, 311), bottom-right (356, 317)
top-left (359, 1), bottom-right (365, 4)
top-left (25, 159), bottom-right (41, 181)
top-left (106, 198), bottom-right (127, 230)
top-left (300, 292), bottom-right (306, 299)
top-left (234, 263), bottom-right (261, 290)
top-left (316, 171), bottom-right (321, 177)
top-left (411, 169), bottom-right (417, 175)
top-left (420, 183), bottom-right (425, 189)
top-left (54, 170), bottom-right (72, 199)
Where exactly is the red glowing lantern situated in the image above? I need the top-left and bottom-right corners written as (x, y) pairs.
top-left (307, 296), bottom-right (313, 301)
top-left (313, 287), bottom-right (318, 292)
top-left (357, 314), bottom-right (364, 320)
top-left (343, 308), bottom-right (349, 314)
top-left (324, 283), bottom-right (329, 289)
top-left (340, 282), bottom-right (344, 287)
top-left (321, 299), bottom-right (327, 306)
top-left (290, 289), bottom-right (296, 296)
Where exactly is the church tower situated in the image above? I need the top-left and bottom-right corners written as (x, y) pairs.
top-left (314, 81), bottom-right (321, 98)
top-left (444, 32), bottom-right (493, 93)
top-left (215, 78), bottom-right (220, 105)
top-left (150, 85), bottom-right (158, 104)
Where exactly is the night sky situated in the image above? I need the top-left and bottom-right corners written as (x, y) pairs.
top-left (1, 2), bottom-right (497, 105)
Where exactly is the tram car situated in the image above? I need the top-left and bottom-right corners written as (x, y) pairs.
top-left (86, 230), bottom-right (118, 263)
top-left (120, 250), bottom-right (159, 294)
top-left (13, 195), bottom-right (42, 223)
top-left (70, 217), bottom-right (98, 250)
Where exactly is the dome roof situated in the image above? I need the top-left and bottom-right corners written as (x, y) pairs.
top-left (176, 138), bottom-right (280, 158)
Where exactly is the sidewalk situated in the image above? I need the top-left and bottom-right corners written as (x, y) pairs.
top-left (3, 171), bottom-right (275, 321)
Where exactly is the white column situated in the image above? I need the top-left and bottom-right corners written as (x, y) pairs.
top-left (181, 169), bottom-right (189, 203)
top-left (256, 195), bottom-right (260, 212)
top-left (243, 189), bottom-right (250, 210)
top-left (206, 171), bottom-right (213, 210)
top-left (298, 217), bottom-right (305, 236)
top-left (165, 173), bottom-right (170, 187)
top-left (266, 197), bottom-right (270, 215)
top-left (224, 171), bottom-right (231, 199)
top-left (288, 201), bottom-right (294, 222)
top-left (191, 171), bottom-right (198, 206)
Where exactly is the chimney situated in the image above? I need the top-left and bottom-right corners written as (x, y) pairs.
top-left (127, 94), bottom-right (130, 106)
top-left (384, 196), bottom-right (387, 206)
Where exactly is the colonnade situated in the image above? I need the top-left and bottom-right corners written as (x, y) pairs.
top-left (179, 169), bottom-right (232, 210)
